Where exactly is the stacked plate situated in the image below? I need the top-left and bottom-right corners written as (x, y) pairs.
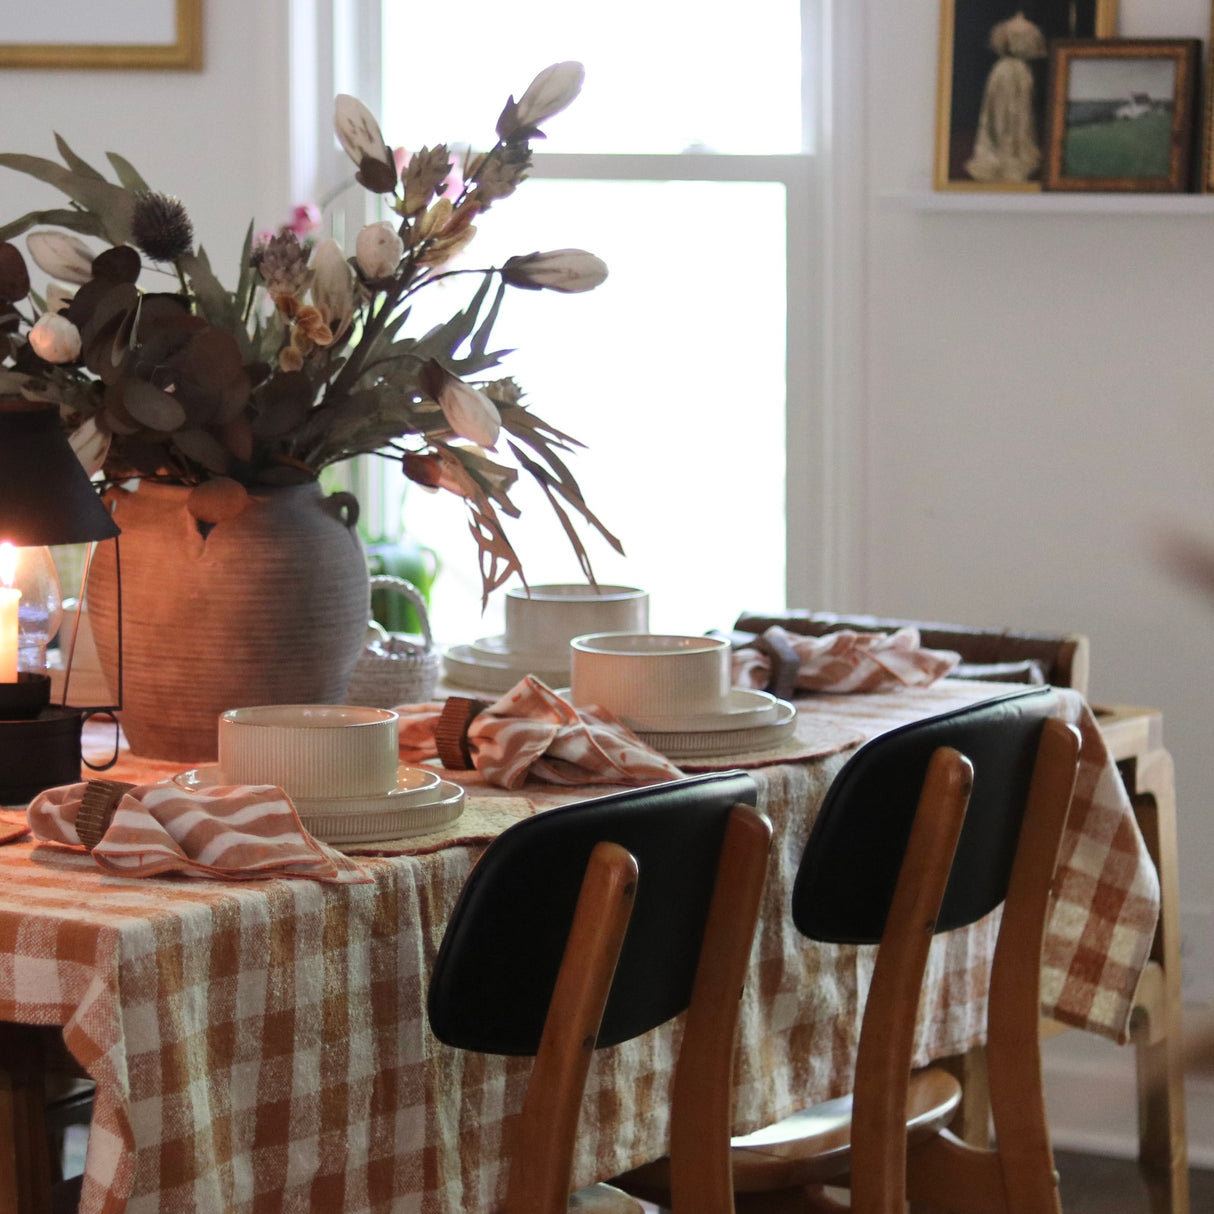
top-left (569, 633), bottom-right (797, 759)
top-left (443, 636), bottom-right (572, 692)
top-left (444, 583), bottom-right (649, 692)
top-left (173, 764), bottom-right (465, 845)
top-left (187, 704), bottom-right (465, 845)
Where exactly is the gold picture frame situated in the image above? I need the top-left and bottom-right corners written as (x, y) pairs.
top-left (934, 1), bottom-right (1118, 191)
top-left (0, 0), bottom-right (202, 71)
top-left (1043, 39), bottom-right (1200, 193)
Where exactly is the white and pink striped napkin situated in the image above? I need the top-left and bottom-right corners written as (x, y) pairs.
top-left (27, 780), bottom-right (371, 883)
top-left (397, 675), bottom-right (683, 790)
top-left (733, 625), bottom-right (960, 694)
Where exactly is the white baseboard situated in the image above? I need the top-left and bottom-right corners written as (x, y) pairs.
top-left (1042, 1024), bottom-right (1214, 1169)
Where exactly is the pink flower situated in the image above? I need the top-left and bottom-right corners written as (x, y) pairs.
top-left (286, 204), bottom-right (321, 239)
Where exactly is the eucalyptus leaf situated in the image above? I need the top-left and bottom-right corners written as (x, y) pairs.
top-left (124, 378), bottom-right (187, 431)
top-left (170, 428), bottom-right (232, 475)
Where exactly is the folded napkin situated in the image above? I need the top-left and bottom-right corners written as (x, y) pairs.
top-left (27, 779), bottom-right (371, 884)
top-left (733, 625), bottom-right (960, 694)
top-left (396, 676), bottom-right (683, 790)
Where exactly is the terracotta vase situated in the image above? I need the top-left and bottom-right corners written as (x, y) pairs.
top-left (88, 480), bottom-right (370, 762)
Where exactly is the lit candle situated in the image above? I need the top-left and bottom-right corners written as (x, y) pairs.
top-left (0, 543), bottom-right (19, 683)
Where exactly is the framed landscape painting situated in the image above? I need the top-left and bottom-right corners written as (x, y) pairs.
top-left (1043, 40), bottom-right (1200, 192)
top-left (934, 0), bottom-right (1118, 191)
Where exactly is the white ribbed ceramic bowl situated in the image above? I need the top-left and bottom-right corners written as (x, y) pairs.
top-left (218, 705), bottom-right (400, 798)
top-left (505, 585), bottom-right (648, 660)
top-left (569, 633), bottom-right (731, 720)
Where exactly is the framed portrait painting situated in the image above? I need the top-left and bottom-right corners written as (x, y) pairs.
top-left (1043, 39), bottom-right (1200, 192)
top-left (0, 0), bottom-right (202, 71)
top-left (934, 1), bottom-right (1118, 191)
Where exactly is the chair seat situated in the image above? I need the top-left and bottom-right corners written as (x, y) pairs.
top-left (617, 1067), bottom-right (961, 1197)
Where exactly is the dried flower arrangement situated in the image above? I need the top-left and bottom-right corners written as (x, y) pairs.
top-left (0, 61), bottom-right (619, 601)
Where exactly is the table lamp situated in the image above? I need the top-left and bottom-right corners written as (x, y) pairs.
top-left (0, 400), bottom-right (121, 804)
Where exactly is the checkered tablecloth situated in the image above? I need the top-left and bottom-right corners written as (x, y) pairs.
top-left (0, 683), bottom-right (1160, 1213)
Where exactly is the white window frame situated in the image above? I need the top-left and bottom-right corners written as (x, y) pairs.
top-left (286, 0), bottom-right (865, 612)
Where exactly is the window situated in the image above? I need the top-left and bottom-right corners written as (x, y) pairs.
top-left (298, 0), bottom-right (823, 644)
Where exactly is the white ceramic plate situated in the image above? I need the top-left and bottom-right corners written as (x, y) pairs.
top-left (442, 643), bottom-right (570, 693)
top-left (612, 688), bottom-right (781, 733)
top-left (634, 699), bottom-right (798, 759)
top-left (469, 634), bottom-right (569, 666)
top-left (172, 765), bottom-right (464, 844)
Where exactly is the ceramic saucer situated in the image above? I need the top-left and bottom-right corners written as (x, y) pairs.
top-left (632, 699), bottom-right (798, 759)
top-left (607, 688), bottom-right (781, 734)
top-left (443, 642), bottom-right (570, 693)
top-left (172, 764), bottom-right (464, 844)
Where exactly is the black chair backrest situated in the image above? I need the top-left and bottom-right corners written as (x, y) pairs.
top-left (428, 770), bottom-right (759, 1056)
top-left (793, 686), bottom-right (1055, 944)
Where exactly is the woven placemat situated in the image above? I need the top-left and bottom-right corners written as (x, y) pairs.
top-left (671, 712), bottom-right (865, 773)
top-left (336, 794), bottom-right (535, 857)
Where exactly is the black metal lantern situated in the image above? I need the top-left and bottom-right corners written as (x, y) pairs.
top-left (0, 400), bottom-right (121, 804)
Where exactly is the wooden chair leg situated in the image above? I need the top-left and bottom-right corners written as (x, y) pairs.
top-left (1128, 748), bottom-right (1189, 1214)
top-left (0, 1025), bottom-right (56, 1214)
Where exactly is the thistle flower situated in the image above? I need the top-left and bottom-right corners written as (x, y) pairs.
top-left (26, 231), bottom-right (94, 284)
top-left (501, 249), bottom-right (608, 293)
top-left (355, 221), bottom-right (404, 280)
top-left (28, 312), bottom-right (82, 363)
top-left (496, 61), bottom-right (585, 141)
top-left (130, 191), bottom-right (195, 262)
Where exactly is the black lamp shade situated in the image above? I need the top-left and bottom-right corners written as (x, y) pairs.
top-left (0, 400), bottom-right (120, 546)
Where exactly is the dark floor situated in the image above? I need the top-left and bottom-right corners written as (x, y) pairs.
top-left (1055, 1149), bottom-right (1214, 1213)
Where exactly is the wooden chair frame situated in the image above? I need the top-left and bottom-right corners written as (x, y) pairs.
top-left (482, 803), bottom-right (773, 1214)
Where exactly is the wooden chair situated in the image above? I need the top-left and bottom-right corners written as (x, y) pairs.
top-left (615, 686), bottom-right (1081, 1213)
top-left (733, 609), bottom-right (1089, 696)
top-left (427, 771), bottom-right (773, 1214)
top-left (736, 611), bottom-right (1190, 1214)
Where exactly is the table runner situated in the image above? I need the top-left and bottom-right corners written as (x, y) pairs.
top-left (0, 682), bottom-right (1160, 1213)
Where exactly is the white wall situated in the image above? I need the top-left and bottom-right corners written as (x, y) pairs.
top-left (0, 0), bottom-right (291, 285)
top-left (862, 4), bottom-right (1214, 905)
top-left (861, 0), bottom-right (1214, 1158)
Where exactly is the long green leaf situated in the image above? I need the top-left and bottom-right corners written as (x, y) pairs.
top-left (180, 245), bottom-right (239, 332)
top-left (0, 207), bottom-right (107, 243)
top-left (0, 153), bottom-right (135, 244)
top-left (105, 152), bottom-right (151, 192)
top-left (53, 135), bottom-right (106, 181)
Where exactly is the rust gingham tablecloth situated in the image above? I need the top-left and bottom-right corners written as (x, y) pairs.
top-left (0, 682), bottom-right (1159, 1213)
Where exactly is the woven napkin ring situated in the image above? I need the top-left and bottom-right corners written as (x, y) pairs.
top-left (435, 697), bottom-right (489, 770)
top-left (77, 779), bottom-right (136, 851)
top-left (750, 629), bottom-right (802, 701)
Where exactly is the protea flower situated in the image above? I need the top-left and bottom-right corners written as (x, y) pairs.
top-left (256, 231), bottom-right (313, 301)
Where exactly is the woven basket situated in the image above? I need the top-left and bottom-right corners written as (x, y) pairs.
top-left (345, 576), bottom-right (440, 708)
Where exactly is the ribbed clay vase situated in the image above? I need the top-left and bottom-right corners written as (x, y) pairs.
top-left (88, 480), bottom-right (370, 761)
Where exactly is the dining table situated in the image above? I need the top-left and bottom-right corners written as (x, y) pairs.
top-left (0, 678), bottom-right (1161, 1214)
